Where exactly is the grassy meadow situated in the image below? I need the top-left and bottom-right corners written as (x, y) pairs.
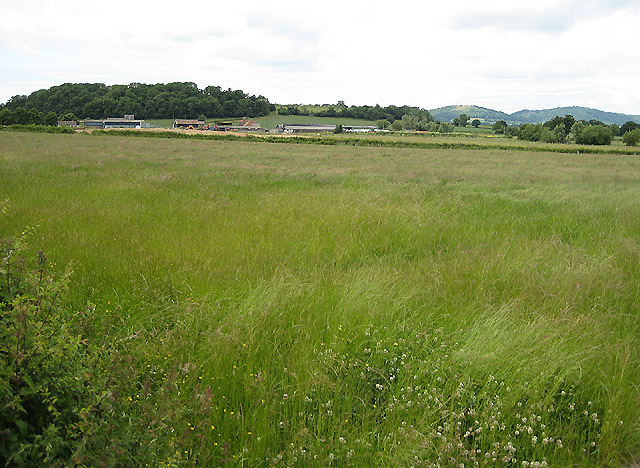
top-left (1, 131), bottom-right (639, 466)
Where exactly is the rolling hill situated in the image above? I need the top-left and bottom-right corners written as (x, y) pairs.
top-left (430, 105), bottom-right (640, 126)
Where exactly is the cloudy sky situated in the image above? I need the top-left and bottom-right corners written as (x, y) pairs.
top-left (1, 0), bottom-right (639, 114)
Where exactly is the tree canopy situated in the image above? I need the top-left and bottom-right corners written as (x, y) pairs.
top-left (0, 83), bottom-right (274, 120)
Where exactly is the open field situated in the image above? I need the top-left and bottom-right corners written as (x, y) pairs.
top-left (1, 131), bottom-right (639, 466)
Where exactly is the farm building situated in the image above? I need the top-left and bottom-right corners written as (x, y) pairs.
top-left (85, 115), bottom-right (150, 129)
top-left (104, 115), bottom-right (149, 129)
top-left (84, 120), bottom-right (105, 128)
top-left (213, 124), bottom-right (266, 132)
top-left (173, 119), bottom-right (205, 129)
top-left (57, 120), bottom-right (78, 127)
top-left (342, 125), bottom-right (376, 133)
top-left (276, 123), bottom-right (336, 133)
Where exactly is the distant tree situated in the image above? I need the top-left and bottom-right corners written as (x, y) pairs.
top-left (519, 123), bottom-right (545, 142)
top-left (540, 128), bottom-right (557, 143)
top-left (620, 121), bottom-right (639, 135)
top-left (0, 108), bottom-right (13, 125)
top-left (12, 107), bottom-right (30, 125)
top-left (391, 120), bottom-right (403, 131)
top-left (376, 119), bottom-right (391, 130)
top-left (414, 118), bottom-right (433, 131)
top-left (44, 112), bottom-right (58, 126)
top-left (59, 112), bottom-right (78, 122)
top-left (575, 125), bottom-right (612, 145)
top-left (492, 120), bottom-right (508, 134)
top-left (505, 126), bottom-right (520, 138)
top-left (560, 115), bottom-right (576, 135)
top-left (622, 128), bottom-right (640, 146)
top-left (553, 123), bottom-right (567, 143)
top-left (471, 119), bottom-right (481, 128)
top-left (427, 122), bottom-right (439, 132)
top-left (458, 113), bottom-right (470, 127)
top-left (544, 115), bottom-right (572, 141)
top-left (609, 124), bottom-right (620, 137)
top-left (570, 121), bottom-right (586, 141)
top-left (544, 116), bottom-right (564, 130)
top-left (452, 117), bottom-right (460, 127)
top-left (333, 124), bottom-right (343, 134)
top-left (400, 113), bottom-right (419, 130)
top-left (438, 122), bottom-right (454, 133)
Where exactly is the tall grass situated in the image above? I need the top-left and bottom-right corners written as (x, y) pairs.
top-left (1, 131), bottom-right (639, 466)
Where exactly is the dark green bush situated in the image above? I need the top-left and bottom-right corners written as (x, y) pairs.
top-left (575, 125), bottom-right (612, 145)
top-left (0, 222), bottom-right (205, 467)
top-left (0, 124), bottom-right (74, 134)
top-left (0, 227), bottom-right (106, 466)
top-left (622, 128), bottom-right (640, 147)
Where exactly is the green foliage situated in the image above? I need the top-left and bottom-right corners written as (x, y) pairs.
top-left (282, 103), bottom-right (434, 124)
top-left (391, 120), bottom-right (403, 131)
top-left (544, 115), bottom-right (574, 142)
top-left (438, 122), bottom-right (454, 133)
top-left (575, 125), bottom-right (613, 145)
top-left (505, 126), bottom-right (520, 138)
top-left (58, 112), bottom-right (78, 122)
top-left (620, 121), bottom-right (639, 135)
top-left (458, 113), bottom-right (470, 127)
top-left (0, 108), bottom-right (66, 128)
top-left (44, 112), bottom-right (58, 127)
top-left (622, 128), bottom-right (640, 146)
top-left (400, 113), bottom-right (419, 130)
top-left (0, 108), bottom-right (13, 125)
top-left (518, 123), bottom-right (545, 142)
top-left (471, 119), bottom-right (481, 128)
top-left (376, 119), bottom-right (391, 130)
top-left (0, 227), bottom-right (99, 466)
top-left (571, 121), bottom-right (586, 140)
top-left (2, 82), bottom-right (272, 120)
top-left (0, 222), bottom-right (202, 467)
top-left (333, 124), bottom-right (343, 134)
top-left (0, 125), bottom-right (74, 134)
top-left (609, 123), bottom-right (620, 137)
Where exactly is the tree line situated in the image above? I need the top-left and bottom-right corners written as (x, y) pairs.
top-left (492, 115), bottom-right (640, 146)
top-left (278, 101), bottom-right (434, 124)
top-left (0, 82), bottom-right (275, 120)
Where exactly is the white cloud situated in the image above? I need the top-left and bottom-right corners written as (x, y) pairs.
top-left (1, 0), bottom-right (639, 115)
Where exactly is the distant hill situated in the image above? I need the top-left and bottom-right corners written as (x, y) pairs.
top-left (430, 105), bottom-right (511, 123)
top-left (508, 107), bottom-right (640, 125)
top-left (431, 105), bottom-right (640, 126)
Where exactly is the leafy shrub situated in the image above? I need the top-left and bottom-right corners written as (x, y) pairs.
top-left (575, 125), bottom-right (613, 145)
top-left (622, 128), bottom-right (640, 147)
top-left (0, 124), bottom-right (74, 134)
top-left (518, 123), bottom-right (545, 142)
top-left (0, 227), bottom-right (106, 466)
top-left (0, 222), bottom-right (215, 467)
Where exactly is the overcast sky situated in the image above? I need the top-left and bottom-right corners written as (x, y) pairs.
top-left (1, 0), bottom-right (639, 114)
